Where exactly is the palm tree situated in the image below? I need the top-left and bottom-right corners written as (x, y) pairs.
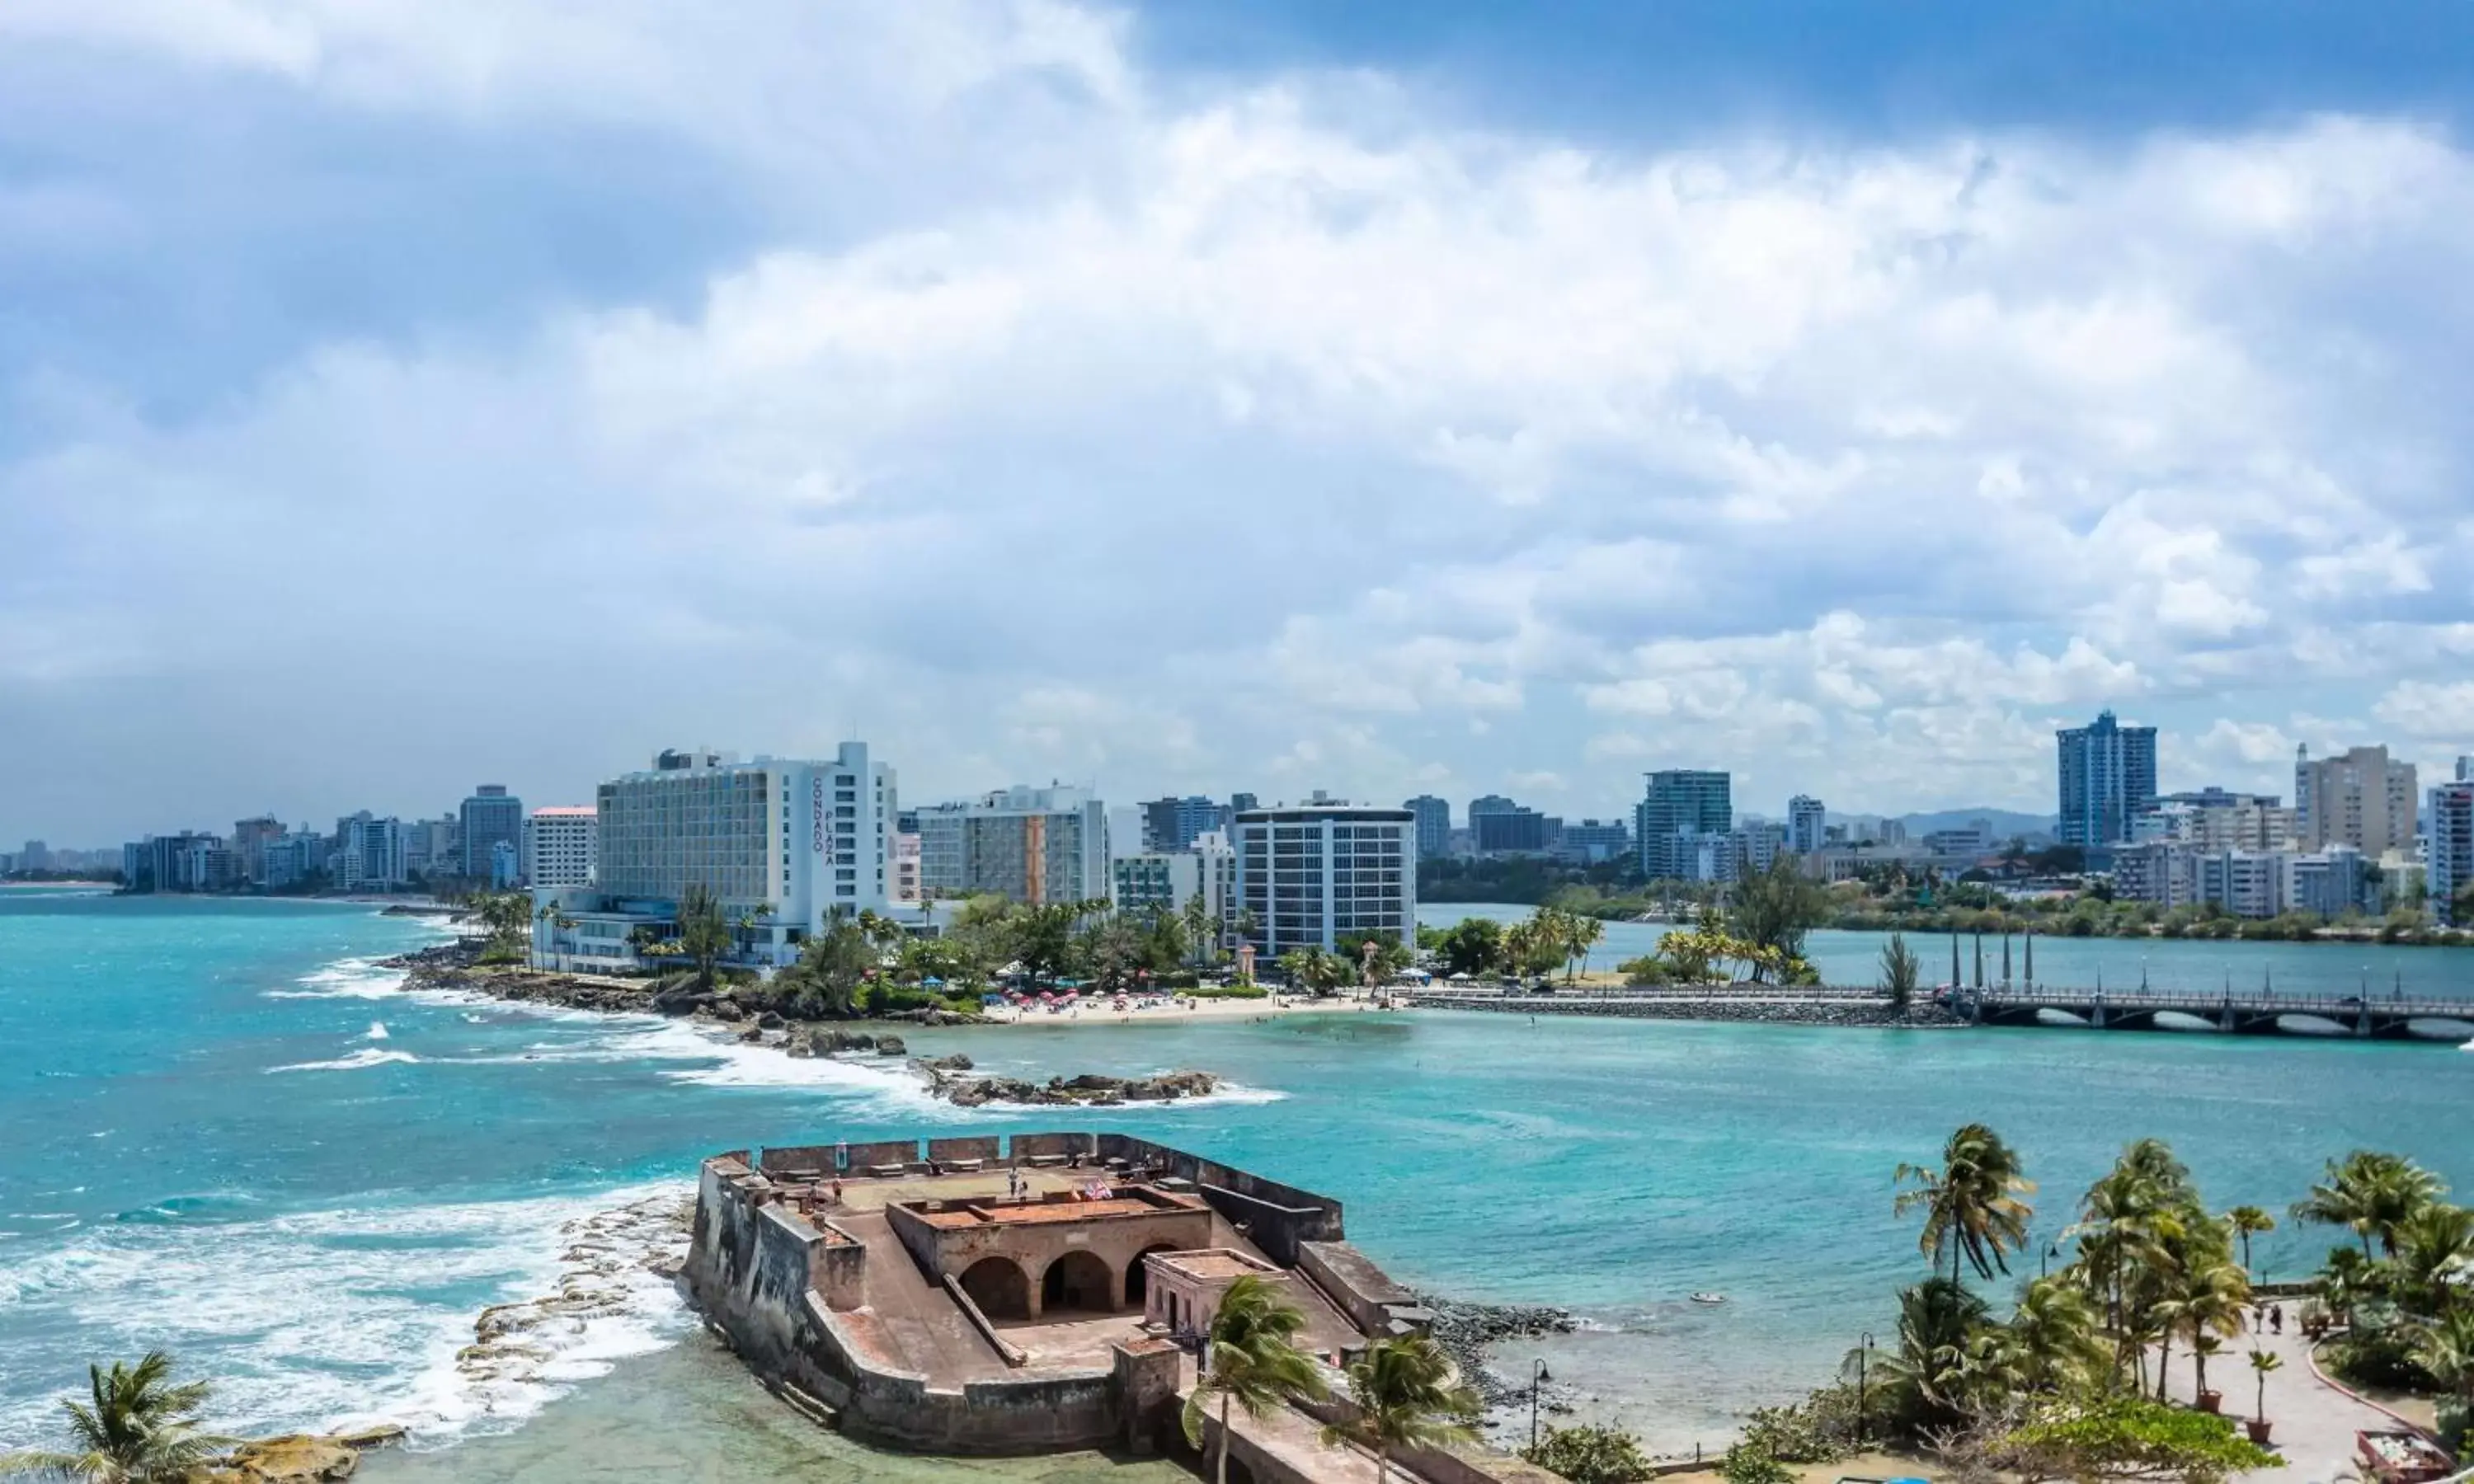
top-left (1869, 1278), bottom-right (1994, 1430)
top-left (2247, 1349), bottom-right (2282, 1425)
top-left (2293, 1151), bottom-right (2445, 1260)
top-left (2407, 1308), bottom-right (2474, 1435)
top-left (2159, 1256), bottom-right (2251, 1404)
top-left (2008, 1275), bottom-right (2109, 1393)
top-left (674, 884), bottom-right (733, 989)
top-left (1182, 1275), bottom-right (1329, 1484)
top-left (1182, 892), bottom-right (1216, 969)
top-left (2227, 1205), bottom-right (2276, 1280)
top-left (2390, 1202), bottom-right (2474, 1313)
top-left (1879, 932), bottom-right (1921, 1010)
top-left (1562, 913), bottom-right (1605, 982)
top-left (1319, 1335), bottom-right (1479, 1482)
top-left (0, 1352), bottom-right (234, 1482)
top-left (1895, 1123), bottom-right (2037, 1284)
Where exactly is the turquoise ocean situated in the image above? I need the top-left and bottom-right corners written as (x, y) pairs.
top-left (6, 888), bottom-right (2474, 1472)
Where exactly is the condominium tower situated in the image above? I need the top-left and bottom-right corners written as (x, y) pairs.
top-left (1232, 801), bottom-right (1417, 956)
top-left (2056, 711), bottom-right (2157, 852)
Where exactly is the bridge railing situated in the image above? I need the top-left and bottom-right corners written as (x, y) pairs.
top-left (1964, 987), bottom-right (2472, 1017)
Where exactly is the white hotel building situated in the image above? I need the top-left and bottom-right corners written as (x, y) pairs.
top-left (521, 805), bottom-right (599, 889)
top-left (1232, 801), bottom-right (1417, 956)
top-left (534, 743), bottom-right (895, 971)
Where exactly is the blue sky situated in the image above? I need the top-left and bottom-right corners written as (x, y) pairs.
top-left (3, 0), bottom-right (2472, 843)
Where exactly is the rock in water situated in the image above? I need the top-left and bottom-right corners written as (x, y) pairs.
top-left (203, 1434), bottom-right (362, 1482)
top-left (874, 1034), bottom-right (906, 1055)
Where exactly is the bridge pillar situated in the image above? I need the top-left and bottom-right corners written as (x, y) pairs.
top-left (2356, 1007), bottom-right (2371, 1038)
top-left (2091, 999), bottom-right (2106, 1029)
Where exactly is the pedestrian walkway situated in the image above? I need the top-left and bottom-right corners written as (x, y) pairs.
top-left (2156, 1322), bottom-right (2411, 1484)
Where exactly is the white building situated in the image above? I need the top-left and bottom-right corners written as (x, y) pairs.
top-left (1232, 802), bottom-right (1415, 956)
top-left (910, 784), bottom-right (1110, 904)
top-left (539, 743), bottom-right (895, 970)
top-left (1786, 796), bottom-right (1826, 856)
top-left (1112, 830), bottom-right (1236, 925)
top-left (521, 805), bottom-right (599, 889)
top-left (2132, 799), bottom-right (2293, 852)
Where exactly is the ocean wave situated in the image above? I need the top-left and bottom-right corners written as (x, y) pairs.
top-left (267, 1048), bottom-right (421, 1074)
top-left (0, 1183), bottom-right (694, 1448)
top-left (366, 1021), bottom-right (390, 1040)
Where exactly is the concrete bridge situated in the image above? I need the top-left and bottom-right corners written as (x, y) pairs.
top-left (1951, 985), bottom-right (2474, 1040)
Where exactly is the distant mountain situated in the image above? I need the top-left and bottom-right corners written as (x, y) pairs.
top-left (1896, 808), bottom-right (2055, 841)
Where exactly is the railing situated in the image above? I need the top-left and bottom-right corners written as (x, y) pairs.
top-left (1968, 987), bottom-right (2473, 1017)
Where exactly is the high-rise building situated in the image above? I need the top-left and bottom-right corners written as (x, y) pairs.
top-left (332, 817), bottom-right (407, 892)
top-left (230, 816), bottom-right (285, 885)
top-left (1112, 832), bottom-right (1235, 925)
top-left (1733, 820), bottom-right (1788, 876)
top-left (892, 832), bottom-right (921, 904)
top-left (1229, 792), bottom-right (1259, 815)
top-left (1139, 796), bottom-right (1228, 852)
top-left (910, 784), bottom-right (1110, 904)
top-left (1404, 796), bottom-right (1451, 860)
top-left (2293, 744), bottom-right (2417, 856)
top-left (2056, 710), bottom-right (2157, 852)
top-left (590, 742), bottom-right (896, 957)
top-left (1232, 802), bottom-right (1416, 956)
top-left (1636, 771), bottom-right (1733, 880)
top-left (1553, 819), bottom-right (1630, 865)
top-left (1786, 796), bottom-right (1826, 855)
top-left (521, 806), bottom-right (599, 889)
top-left (2428, 780), bottom-right (2474, 925)
top-left (1469, 797), bottom-right (1559, 855)
top-left (459, 785), bottom-right (524, 881)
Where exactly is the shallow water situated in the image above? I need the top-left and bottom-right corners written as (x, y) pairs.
top-left (6, 891), bottom-right (2472, 1466)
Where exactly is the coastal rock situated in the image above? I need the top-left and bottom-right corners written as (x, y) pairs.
top-left (920, 1053), bottom-right (974, 1072)
top-left (1410, 1290), bottom-right (1577, 1409)
top-left (755, 1011), bottom-right (785, 1031)
top-left (926, 1068), bottom-right (1220, 1109)
top-left (736, 1024), bottom-right (764, 1043)
top-left (874, 1034), bottom-right (906, 1056)
top-left (708, 998), bottom-right (749, 1022)
top-left (204, 1434), bottom-right (361, 1482)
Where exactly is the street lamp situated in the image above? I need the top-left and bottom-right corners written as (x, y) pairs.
top-left (1856, 1332), bottom-right (1874, 1447)
top-left (1530, 1359), bottom-right (1554, 1453)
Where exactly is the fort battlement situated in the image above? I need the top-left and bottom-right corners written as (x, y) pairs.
top-left (682, 1131), bottom-right (1428, 1457)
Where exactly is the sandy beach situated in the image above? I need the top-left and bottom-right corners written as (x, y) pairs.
top-left (976, 990), bottom-right (1398, 1026)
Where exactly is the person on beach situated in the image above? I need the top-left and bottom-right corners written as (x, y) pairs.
top-left (2270, 1304), bottom-right (2284, 1335)
top-left (829, 1178), bottom-right (843, 1206)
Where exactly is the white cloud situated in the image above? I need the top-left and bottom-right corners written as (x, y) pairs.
top-left (7, 3), bottom-right (2474, 835)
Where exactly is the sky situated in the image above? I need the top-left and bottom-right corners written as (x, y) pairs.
top-left (6, 1), bottom-right (2474, 845)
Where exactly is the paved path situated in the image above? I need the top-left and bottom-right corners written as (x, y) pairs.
top-left (2155, 1324), bottom-right (2410, 1484)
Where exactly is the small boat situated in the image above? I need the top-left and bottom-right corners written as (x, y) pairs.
top-left (1691, 1292), bottom-right (1726, 1305)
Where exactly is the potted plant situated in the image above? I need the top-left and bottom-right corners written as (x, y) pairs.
top-left (2246, 1350), bottom-right (2282, 1446)
top-left (2195, 1336), bottom-right (2225, 1413)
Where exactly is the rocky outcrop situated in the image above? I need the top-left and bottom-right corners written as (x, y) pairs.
top-left (1412, 1291), bottom-right (1577, 1409)
top-left (874, 1035), bottom-right (906, 1056)
top-left (922, 1067), bottom-right (1219, 1108)
top-left (195, 1425), bottom-right (407, 1482)
top-left (920, 1053), bottom-right (974, 1072)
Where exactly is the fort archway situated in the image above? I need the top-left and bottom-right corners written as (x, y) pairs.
top-left (1042, 1250), bottom-right (1116, 1314)
top-left (959, 1256), bottom-right (1031, 1320)
top-left (1125, 1243), bottom-right (1180, 1310)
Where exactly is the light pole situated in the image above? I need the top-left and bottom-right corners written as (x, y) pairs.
top-left (1856, 1332), bottom-right (1874, 1447)
top-left (1530, 1359), bottom-right (1553, 1453)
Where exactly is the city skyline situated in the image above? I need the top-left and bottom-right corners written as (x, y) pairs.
top-left (9, 4), bottom-right (2474, 844)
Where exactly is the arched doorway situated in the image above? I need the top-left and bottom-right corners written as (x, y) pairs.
top-left (1125, 1244), bottom-right (1179, 1311)
top-left (958, 1256), bottom-right (1030, 1320)
top-left (1042, 1250), bottom-right (1115, 1314)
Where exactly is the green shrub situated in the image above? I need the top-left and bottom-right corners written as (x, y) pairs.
top-left (1719, 1442), bottom-right (1794, 1484)
top-left (1523, 1425), bottom-right (1653, 1483)
top-left (1186, 984), bottom-right (1269, 1000)
top-left (1617, 954), bottom-right (1670, 986)
top-left (1740, 1385), bottom-right (1861, 1463)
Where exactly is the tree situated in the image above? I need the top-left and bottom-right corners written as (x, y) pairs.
top-left (1182, 891), bottom-right (1218, 967)
top-left (2292, 1151), bottom-right (2445, 1260)
top-left (1009, 900), bottom-right (1096, 988)
top-left (1524, 1424), bottom-right (1653, 1484)
top-left (778, 914), bottom-right (874, 1017)
top-left (2225, 1206), bottom-right (2275, 1279)
top-left (2246, 1350), bottom-right (2281, 1424)
top-left (2407, 1308), bottom-right (2474, 1445)
top-left (1879, 932), bottom-right (1921, 1010)
top-left (1725, 855), bottom-right (1831, 979)
top-left (675, 884), bottom-right (733, 989)
top-left (2009, 1275), bottom-right (2110, 1394)
top-left (1870, 1277), bottom-right (1996, 1431)
top-left (1896, 1123), bottom-right (2037, 1284)
top-left (1718, 1443), bottom-right (1794, 1484)
top-left (1319, 1335), bottom-right (1479, 1483)
top-left (0, 1352), bottom-right (235, 1483)
top-left (1278, 946), bottom-right (1348, 996)
top-left (1181, 1275), bottom-right (1329, 1484)
top-left (2158, 1256), bottom-right (2250, 1403)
